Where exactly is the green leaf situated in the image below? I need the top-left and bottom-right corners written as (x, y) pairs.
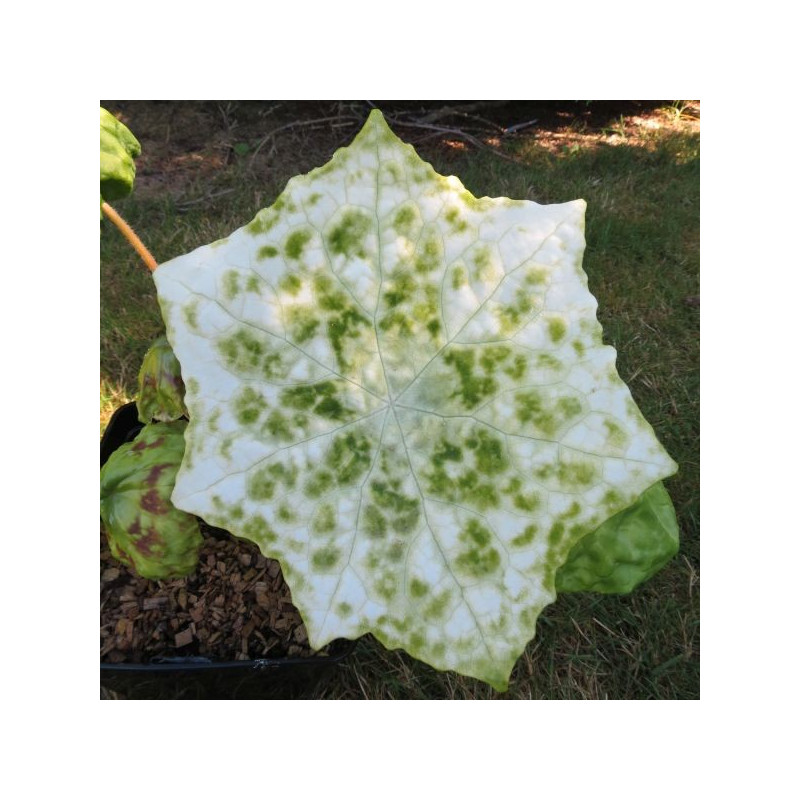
top-left (100, 107), bottom-right (141, 203)
top-left (100, 421), bottom-right (202, 580)
top-left (153, 109), bottom-right (678, 690)
top-left (136, 335), bottom-right (188, 423)
top-left (556, 481), bottom-right (679, 593)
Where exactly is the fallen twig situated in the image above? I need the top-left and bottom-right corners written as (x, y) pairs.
top-left (384, 116), bottom-right (527, 165)
top-left (175, 188), bottom-right (236, 212)
top-left (248, 114), bottom-right (362, 165)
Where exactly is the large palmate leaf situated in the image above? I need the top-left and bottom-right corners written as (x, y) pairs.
top-left (153, 110), bottom-right (678, 690)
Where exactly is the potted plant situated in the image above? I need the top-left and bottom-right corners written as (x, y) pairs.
top-left (100, 109), bottom-right (354, 699)
top-left (100, 105), bottom-right (680, 696)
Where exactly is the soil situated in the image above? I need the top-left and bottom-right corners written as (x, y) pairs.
top-left (99, 406), bottom-right (329, 666)
top-left (100, 519), bottom-right (331, 663)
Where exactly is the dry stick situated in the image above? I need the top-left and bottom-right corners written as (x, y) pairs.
top-left (248, 114), bottom-right (362, 164)
top-left (101, 201), bottom-right (158, 272)
top-left (386, 117), bottom-right (527, 165)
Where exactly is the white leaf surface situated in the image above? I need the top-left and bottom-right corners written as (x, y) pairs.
top-left (153, 110), bottom-right (677, 690)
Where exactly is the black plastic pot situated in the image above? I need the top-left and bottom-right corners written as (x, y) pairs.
top-left (100, 402), bottom-right (356, 699)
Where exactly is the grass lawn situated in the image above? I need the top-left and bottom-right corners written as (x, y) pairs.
top-left (100, 100), bottom-right (699, 699)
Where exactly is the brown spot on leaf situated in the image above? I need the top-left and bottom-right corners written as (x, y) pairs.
top-left (145, 464), bottom-right (169, 486)
top-left (140, 489), bottom-right (170, 515)
top-left (131, 436), bottom-right (165, 452)
top-left (134, 525), bottom-right (163, 556)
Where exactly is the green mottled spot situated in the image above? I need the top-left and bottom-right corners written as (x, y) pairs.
top-left (432, 439), bottom-right (463, 466)
top-left (425, 444), bottom-right (502, 511)
top-left (286, 306), bottom-right (319, 343)
top-left (479, 345), bottom-right (511, 373)
top-left (233, 386), bottom-right (266, 425)
top-left (387, 540), bottom-right (405, 562)
top-left (337, 602), bottom-right (352, 616)
top-left (393, 205), bottom-right (417, 237)
top-left (375, 573), bottom-right (398, 600)
top-left (325, 430), bottom-right (372, 484)
top-left (497, 288), bottom-right (536, 333)
top-left (603, 418), bottom-right (629, 448)
top-left (217, 328), bottom-right (283, 379)
top-left (561, 501), bottom-right (582, 519)
top-left (515, 391), bottom-right (555, 436)
top-left (312, 546), bottom-right (340, 571)
top-left (572, 339), bottom-right (586, 357)
top-left (276, 503), bottom-right (296, 523)
top-left (263, 410), bottom-right (292, 441)
top-left (384, 271), bottom-right (417, 308)
top-left (307, 193), bottom-right (322, 206)
top-left (539, 460), bottom-right (597, 489)
top-left (183, 301), bottom-right (199, 330)
top-left (512, 486), bottom-right (540, 512)
top-left (246, 210), bottom-right (279, 236)
top-left (222, 270), bottom-right (241, 300)
top-left (455, 519), bottom-right (501, 578)
top-left (266, 461), bottom-right (298, 489)
top-left (258, 245), bottom-right (279, 260)
top-left (280, 381), bottom-right (352, 422)
top-left (467, 478), bottom-right (501, 510)
top-left (247, 468), bottom-right (276, 501)
top-left (504, 354), bottom-right (528, 380)
top-left (285, 228), bottom-right (313, 260)
top-left (603, 489), bottom-right (623, 511)
top-left (471, 245), bottom-right (491, 276)
top-left (279, 273), bottom-right (303, 296)
top-left (444, 206), bottom-right (468, 233)
top-left (451, 265), bottom-right (467, 289)
top-left (415, 231), bottom-right (443, 274)
top-left (424, 590), bottom-right (453, 621)
top-left (557, 396), bottom-right (583, 418)
top-left (546, 315), bottom-right (568, 343)
top-left (328, 310), bottom-right (370, 372)
top-left (511, 524), bottom-right (538, 548)
top-left (515, 390), bottom-right (582, 437)
top-left (370, 481), bottom-right (420, 532)
top-left (327, 209), bottom-right (373, 258)
top-left (305, 470), bottom-right (334, 498)
top-left (525, 266), bottom-right (548, 286)
top-left (312, 503), bottom-right (336, 534)
top-left (186, 378), bottom-right (199, 394)
top-left (466, 428), bottom-right (508, 475)
top-left (384, 162), bottom-right (401, 182)
top-left (537, 353), bottom-right (562, 370)
top-left (460, 190), bottom-right (489, 212)
top-left (410, 578), bottom-right (429, 598)
top-left (363, 504), bottom-right (387, 538)
top-left (245, 275), bottom-right (260, 293)
top-left (242, 514), bottom-right (276, 544)
top-left (548, 521), bottom-right (565, 546)
top-left (443, 347), bottom-right (498, 409)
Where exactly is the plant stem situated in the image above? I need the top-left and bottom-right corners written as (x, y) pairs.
top-left (101, 201), bottom-right (158, 272)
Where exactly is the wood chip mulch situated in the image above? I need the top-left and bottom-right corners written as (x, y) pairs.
top-left (100, 523), bottom-right (331, 664)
